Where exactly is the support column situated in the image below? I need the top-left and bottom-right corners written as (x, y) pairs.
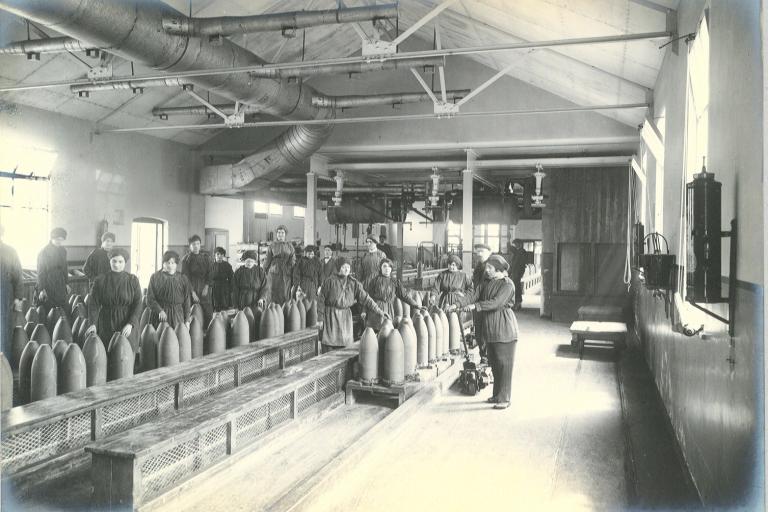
top-left (306, 155), bottom-right (326, 246)
top-left (540, 174), bottom-right (554, 318)
top-left (462, 150), bottom-right (477, 275)
top-left (394, 223), bottom-right (404, 282)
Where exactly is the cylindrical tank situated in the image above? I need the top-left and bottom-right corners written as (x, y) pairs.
top-left (448, 311), bottom-right (462, 353)
top-left (448, 193), bottom-right (519, 224)
top-left (1, 353), bottom-right (12, 410)
top-left (31, 323), bottom-right (51, 346)
top-left (243, 306), bottom-right (256, 342)
top-left (189, 316), bottom-right (204, 359)
top-left (358, 327), bottom-right (379, 385)
top-left (59, 343), bottom-right (87, 394)
top-left (52, 317), bottom-right (73, 344)
top-left (398, 318), bottom-right (417, 378)
top-left (25, 308), bottom-right (38, 324)
top-left (296, 299), bottom-right (307, 329)
top-left (286, 302), bottom-right (302, 333)
top-left (140, 323), bottom-right (158, 372)
top-left (686, 170), bottom-right (722, 302)
top-left (107, 334), bottom-right (134, 381)
top-left (204, 315), bottom-right (226, 355)
top-left (413, 312), bottom-right (429, 367)
top-left (326, 197), bottom-right (406, 224)
top-left (377, 319), bottom-right (394, 378)
top-left (382, 329), bottom-right (405, 386)
top-left (52, 339), bottom-right (69, 365)
top-left (82, 334), bottom-right (107, 387)
top-left (158, 326), bottom-right (180, 367)
top-left (175, 323), bottom-right (192, 362)
top-left (11, 325), bottom-right (29, 370)
top-left (19, 340), bottom-right (40, 404)
top-left (306, 300), bottom-right (318, 327)
top-left (30, 344), bottom-right (57, 401)
top-left (231, 311), bottom-right (250, 347)
top-left (424, 314), bottom-right (437, 363)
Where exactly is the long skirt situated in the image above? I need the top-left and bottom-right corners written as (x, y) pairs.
top-left (322, 306), bottom-right (353, 347)
top-left (487, 341), bottom-right (517, 403)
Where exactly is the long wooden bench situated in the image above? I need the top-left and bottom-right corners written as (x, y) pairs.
top-left (1, 329), bottom-right (319, 491)
top-left (87, 348), bottom-right (357, 509)
top-left (569, 321), bottom-right (628, 359)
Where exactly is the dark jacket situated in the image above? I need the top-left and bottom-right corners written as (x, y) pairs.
top-left (37, 242), bottom-right (68, 307)
top-left (462, 276), bottom-right (518, 343)
top-left (83, 247), bottom-right (111, 285)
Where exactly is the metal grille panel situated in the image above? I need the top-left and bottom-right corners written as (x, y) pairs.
top-left (264, 351), bottom-right (279, 370)
top-left (284, 345), bottom-right (302, 366)
top-left (238, 354), bottom-right (266, 384)
top-left (234, 404), bottom-right (269, 446)
top-left (268, 393), bottom-right (293, 428)
top-left (181, 372), bottom-right (216, 406)
top-left (215, 367), bottom-right (235, 393)
top-left (103, 387), bottom-right (175, 437)
top-left (299, 339), bottom-right (316, 361)
top-left (1, 413), bottom-right (90, 472)
top-left (296, 381), bottom-right (317, 413)
top-left (317, 370), bottom-right (341, 402)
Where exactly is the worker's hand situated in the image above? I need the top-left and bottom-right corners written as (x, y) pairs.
top-left (13, 299), bottom-right (23, 312)
top-left (462, 304), bottom-right (476, 312)
top-left (202, 285), bottom-right (209, 298)
top-left (159, 310), bottom-right (168, 322)
top-left (121, 324), bottom-right (133, 338)
top-left (257, 299), bottom-right (265, 309)
top-left (445, 304), bottom-right (457, 312)
top-left (39, 290), bottom-right (47, 302)
top-left (191, 291), bottom-right (200, 303)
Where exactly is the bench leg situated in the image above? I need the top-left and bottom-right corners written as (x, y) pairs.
top-left (578, 336), bottom-right (585, 359)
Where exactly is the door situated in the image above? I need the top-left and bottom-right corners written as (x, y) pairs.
top-left (131, 218), bottom-right (165, 290)
top-left (205, 228), bottom-right (229, 256)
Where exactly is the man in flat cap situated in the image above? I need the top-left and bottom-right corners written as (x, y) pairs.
top-left (359, 233), bottom-right (387, 291)
top-left (37, 227), bottom-right (70, 309)
top-left (83, 231), bottom-right (115, 287)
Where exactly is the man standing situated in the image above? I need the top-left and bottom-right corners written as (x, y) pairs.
top-left (181, 235), bottom-right (214, 325)
top-left (37, 227), bottom-right (70, 309)
top-left (509, 239), bottom-right (529, 311)
top-left (83, 232), bottom-right (115, 286)
top-left (359, 234), bottom-right (386, 291)
top-left (0, 225), bottom-right (23, 351)
top-left (377, 234), bottom-right (394, 260)
top-left (319, 245), bottom-right (337, 284)
top-left (472, 243), bottom-right (493, 362)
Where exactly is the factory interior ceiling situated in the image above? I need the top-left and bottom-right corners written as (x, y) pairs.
top-left (0, 0), bottom-right (678, 193)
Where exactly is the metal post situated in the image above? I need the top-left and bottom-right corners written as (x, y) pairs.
top-left (462, 150), bottom-right (476, 274)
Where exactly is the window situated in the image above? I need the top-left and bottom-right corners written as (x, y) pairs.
top-left (293, 206), bottom-right (305, 218)
top-left (254, 201), bottom-right (268, 214)
top-left (268, 203), bottom-right (282, 215)
top-left (474, 224), bottom-right (501, 252)
top-left (685, 13), bottom-right (710, 179)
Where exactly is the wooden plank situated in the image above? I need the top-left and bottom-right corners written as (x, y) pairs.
top-left (570, 321), bottom-right (628, 335)
top-left (2, 329), bottom-right (318, 432)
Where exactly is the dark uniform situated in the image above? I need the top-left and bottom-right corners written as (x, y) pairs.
top-left (471, 258), bottom-right (490, 358)
top-left (147, 270), bottom-right (192, 329)
top-left (264, 241), bottom-right (295, 304)
top-left (83, 247), bottom-right (111, 286)
top-left (231, 266), bottom-right (270, 310)
top-left (292, 257), bottom-right (322, 302)
top-left (364, 274), bottom-right (420, 329)
top-left (37, 242), bottom-right (68, 309)
top-left (89, 271), bottom-right (143, 350)
top-left (180, 251), bottom-right (214, 324)
top-left (320, 256), bottom-right (337, 283)
top-left (1, 241), bottom-right (23, 351)
top-left (318, 274), bottom-right (384, 348)
top-left (509, 246), bottom-right (529, 307)
top-left (432, 269), bottom-right (474, 308)
top-left (211, 260), bottom-right (234, 311)
top-left (358, 249), bottom-right (386, 290)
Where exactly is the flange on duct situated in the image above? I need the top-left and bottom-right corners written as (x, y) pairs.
top-left (332, 171), bottom-right (345, 206)
top-left (532, 164), bottom-right (546, 208)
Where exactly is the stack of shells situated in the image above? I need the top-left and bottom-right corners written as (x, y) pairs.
top-left (357, 299), bottom-right (464, 388)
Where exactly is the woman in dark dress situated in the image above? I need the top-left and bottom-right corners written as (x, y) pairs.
top-left (317, 257), bottom-right (386, 351)
top-left (86, 248), bottom-right (143, 349)
top-left (211, 247), bottom-right (233, 311)
top-left (364, 258), bottom-right (422, 329)
top-left (180, 235), bottom-right (213, 325)
top-left (453, 255), bottom-right (519, 410)
top-left (264, 225), bottom-right (295, 304)
top-left (292, 245), bottom-right (321, 302)
top-left (231, 251), bottom-right (270, 310)
top-left (431, 254), bottom-right (474, 309)
top-left (147, 251), bottom-right (192, 329)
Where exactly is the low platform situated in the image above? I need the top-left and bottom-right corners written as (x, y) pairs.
top-left (569, 321), bottom-right (628, 359)
top-left (346, 358), bottom-right (455, 407)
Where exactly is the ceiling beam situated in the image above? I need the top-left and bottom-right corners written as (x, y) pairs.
top-left (332, 156), bottom-right (632, 171)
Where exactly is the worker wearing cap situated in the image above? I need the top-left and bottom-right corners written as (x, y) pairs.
top-left (292, 245), bottom-right (322, 302)
top-left (83, 231), bottom-right (115, 286)
top-left (37, 227), bottom-right (70, 309)
top-left (431, 254), bottom-right (474, 309)
top-left (359, 234), bottom-right (386, 291)
top-left (472, 243), bottom-right (493, 361)
top-left (455, 254), bottom-right (519, 410)
top-left (232, 250), bottom-right (270, 311)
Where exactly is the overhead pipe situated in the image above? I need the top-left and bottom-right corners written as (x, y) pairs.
top-left (0, 0), bottom-right (335, 195)
top-left (162, 4), bottom-right (398, 37)
top-left (312, 89), bottom-right (469, 109)
top-left (72, 77), bottom-right (187, 94)
top-left (0, 36), bottom-right (97, 56)
top-left (153, 104), bottom-right (263, 117)
top-left (270, 186), bottom-right (414, 193)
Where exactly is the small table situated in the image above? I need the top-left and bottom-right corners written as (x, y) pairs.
top-left (569, 321), bottom-right (628, 359)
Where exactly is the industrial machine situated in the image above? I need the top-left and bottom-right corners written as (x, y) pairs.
top-left (458, 326), bottom-right (493, 396)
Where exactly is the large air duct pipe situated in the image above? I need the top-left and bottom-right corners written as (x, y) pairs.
top-left (0, 36), bottom-right (95, 55)
top-left (312, 90), bottom-right (469, 109)
top-left (0, 0), bottom-right (334, 194)
top-left (162, 4), bottom-right (398, 37)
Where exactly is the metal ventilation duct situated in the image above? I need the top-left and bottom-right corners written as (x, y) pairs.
top-left (0, 36), bottom-right (94, 55)
top-left (0, 0), bottom-right (335, 194)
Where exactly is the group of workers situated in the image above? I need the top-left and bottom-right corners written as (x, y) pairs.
top-left (0, 224), bottom-right (529, 410)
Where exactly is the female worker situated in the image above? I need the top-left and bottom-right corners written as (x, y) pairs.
top-left (453, 254), bottom-right (519, 410)
top-left (431, 254), bottom-right (474, 309)
top-left (211, 247), bottom-right (233, 311)
top-left (317, 257), bottom-right (387, 352)
top-left (364, 258), bottom-right (422, 329)
top-left (264, 225), bottom-right (295, 304)
top-left (181, 235), bottom-right (214, 325)
top-left (86, 248), bottom-right (143, 349)
top-left (232, 250), bottom-right (270, 310)
top-left (292, 245), bottom-right (321, 302)
top-left (147, 251), bottom-right (192, 329)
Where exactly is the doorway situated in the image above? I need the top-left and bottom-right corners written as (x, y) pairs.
top-left (131, 218), bottom-right (166, 290)
top-left (205, 228), bottom-right (229, 256)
